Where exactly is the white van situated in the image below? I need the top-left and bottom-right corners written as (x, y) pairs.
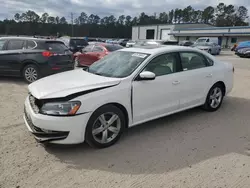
top-left (195, 37), bottom-right (218, 45)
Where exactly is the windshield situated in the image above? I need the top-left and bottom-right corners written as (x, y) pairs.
top-left (88, 51), bottom-right (149, 78)
top-left (70, 39), bottom-right (88, 46)
top-left (196, 38), bottom-right (207, 43)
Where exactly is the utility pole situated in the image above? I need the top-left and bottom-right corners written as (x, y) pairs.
top-left (71, 12), bottom-right (74, 37)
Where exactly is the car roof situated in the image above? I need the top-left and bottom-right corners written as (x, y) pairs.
top-left (120, 45), bottom-right (196, 55)
top-left (0, 36), bottom-right (60, 42)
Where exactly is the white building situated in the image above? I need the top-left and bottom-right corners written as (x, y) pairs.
top-left (132, 23), bottom-right (250, 47)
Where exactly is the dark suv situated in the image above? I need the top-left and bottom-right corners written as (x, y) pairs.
top-left (0, 37), bottom-right (74, 83)
top-left (59, 37), bottom-right (89, 54)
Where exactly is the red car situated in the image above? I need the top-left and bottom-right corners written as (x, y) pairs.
top-left (75, 43), bottom-right (123, 67)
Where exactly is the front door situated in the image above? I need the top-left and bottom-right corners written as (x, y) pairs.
top-left (132, 52), bottom-right (182, 124)
top-left (177, 51), bottom-right (215, 109)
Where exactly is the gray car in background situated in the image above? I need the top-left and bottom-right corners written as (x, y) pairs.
top-left (192, 42), bottom-right (221, 55)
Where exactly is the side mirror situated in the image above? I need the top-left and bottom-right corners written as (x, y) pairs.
top-left (138, 71), bottom-right (156, 81)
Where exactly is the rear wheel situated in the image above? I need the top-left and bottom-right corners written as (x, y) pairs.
top-left (85, 105), bottom-right (125, 148)
top-left (22, 64), bottom-right (40, 83)
top-left (208, 49), bottom-right (212, 54)
top-left (202, 84), bottom-right (224, 112)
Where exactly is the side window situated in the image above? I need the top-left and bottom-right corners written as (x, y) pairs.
top-left (206, 57), bottom-right (214, 66)
top-left (26, 40), bottom-right (36, 49)
top-left (7, 40), bottom-right (24, 50)
top-left (180, 52), bottom-right (207, 71)
top-left (0, 40), bottom-right (6, 50)
top-left (143, 53), bottom-right (179, 77)
top-left (92, 46), bottom-right (104, 52)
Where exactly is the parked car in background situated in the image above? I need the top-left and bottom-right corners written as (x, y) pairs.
top-left (234, 41), bottom-right (250, 52)
top-left (134, 40), bottom-right (178, 47)
top-left (195, 37), bottom-right (218, 45)
top-left (118, 39), bottom-right (129, 47)
top-left (179, 40), bottom-right (194, 46)
top-left (59, 37), bottom-right (88, 54)
top-left (0, 37), bottom-right (73, 83)
top-left (235, 47), bottom-right (250, 58)
top-left (126, 40), bottom-right (136, 47)
top-left (192, 42), bottom-right (221, 55)
top-left (75, 43), bottom-right (123, 67)
top-left (23, 45), bottom-right (234, 148)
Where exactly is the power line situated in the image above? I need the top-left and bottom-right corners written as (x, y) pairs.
top-left (71, 12), bottom-right (74, 37)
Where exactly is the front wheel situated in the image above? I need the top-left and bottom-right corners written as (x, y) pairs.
top-left (22, 64), bottom-right (40, 83)
top-left (85, 105), bottom-right (126, 148)
top-left (202, 84), bottom-right (224, 112)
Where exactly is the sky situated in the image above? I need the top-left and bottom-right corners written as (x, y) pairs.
top-left (0, 0), bottom-right (249, 21)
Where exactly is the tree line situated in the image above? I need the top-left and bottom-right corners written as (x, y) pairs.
top-left (0, 3), bottom-right (248, 38)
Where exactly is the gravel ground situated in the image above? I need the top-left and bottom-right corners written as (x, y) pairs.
top-left (1, 52), bottom-right (250, 188)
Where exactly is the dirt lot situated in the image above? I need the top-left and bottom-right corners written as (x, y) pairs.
top-left (1, 52), bottom-right (250, 188)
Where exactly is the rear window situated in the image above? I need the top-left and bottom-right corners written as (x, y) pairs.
top-left (105, 45), bottom-right (123, 52)
top-left (70, 39), bottom-right (88, 46)
top-left (46, 42), bottom-right (68, 52)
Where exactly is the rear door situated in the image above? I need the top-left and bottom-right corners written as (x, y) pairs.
top-left (45, 41), bottom-right (73, 70)
top-left (177, 51), bottom-right (215, 109)
top-left (0, 39), bottom-right (25, 76)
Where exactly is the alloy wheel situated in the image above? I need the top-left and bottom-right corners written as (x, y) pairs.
top-left (92, 112), bottom-right (121, 144)
top-left (209, 87), bottom-right (222, 108)
top-left (25, 67), bottom-right (38, 82)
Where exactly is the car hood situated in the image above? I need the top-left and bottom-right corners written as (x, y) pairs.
top-left (28, 69), bottom-right (121, 99)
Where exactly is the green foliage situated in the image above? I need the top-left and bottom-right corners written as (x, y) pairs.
top-left (1, 4), bottom-right (249, 37)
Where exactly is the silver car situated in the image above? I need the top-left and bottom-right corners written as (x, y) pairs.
top-left (193, 42), bottom-right (221, 55)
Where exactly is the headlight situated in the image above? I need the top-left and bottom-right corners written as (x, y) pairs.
top-left (40, 101), bottom-right (81, 116)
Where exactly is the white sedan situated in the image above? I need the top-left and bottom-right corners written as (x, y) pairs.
top-left (23, 46), bottom-right (234, 148)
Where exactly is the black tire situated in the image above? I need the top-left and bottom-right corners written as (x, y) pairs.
top-left (208, 49), bottom-right (212, 54)
top-left (202, 83), bottom-right (224, 112)
top-left (85, 105), bottom-right (126, 148)
top-left (22, 64), bottom-right (40, 83)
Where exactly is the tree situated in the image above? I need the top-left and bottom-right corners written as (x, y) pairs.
top-left (78, 12), bottom-right (88, 24)
top-left (125, 15), bottom-right (132, 26)
top-left (47, 16), bottom-right (56, 24)
top-left (117, 15), bottom-right (125, 25)
top-left (40, 13), bottom-right (49, 23)
top-left (202, 6), bottom-right (215, 24)
top-left (182, 6), bottom-right (193, 23)
top-left (14, 13), bottom-right (21, 22)
top-left (159, 12), bottom-right (168, 23)
top-left (168, 9), bottom-right (174, 24)
top-left (59, 17), bottom-right (67, 24)
top-left (25, 10), bottom-right (40, 22)
top-left (55, 16), bottom-right (60, 24)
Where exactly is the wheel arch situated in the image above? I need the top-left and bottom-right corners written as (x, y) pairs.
top-left (93, 102), bottom-right (129, 129)
top-left (213, 81), bottom-right (226, 96)
top-left (20, 60), bottom-right (39, 75)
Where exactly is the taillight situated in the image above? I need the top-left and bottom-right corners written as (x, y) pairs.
top-left (42, 51), bottom-right (54, 57)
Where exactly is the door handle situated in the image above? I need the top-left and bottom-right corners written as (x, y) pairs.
top-left (172, 80), bottom-right (180, 85)
top-left (206, 73), bottom-right (213, 78)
